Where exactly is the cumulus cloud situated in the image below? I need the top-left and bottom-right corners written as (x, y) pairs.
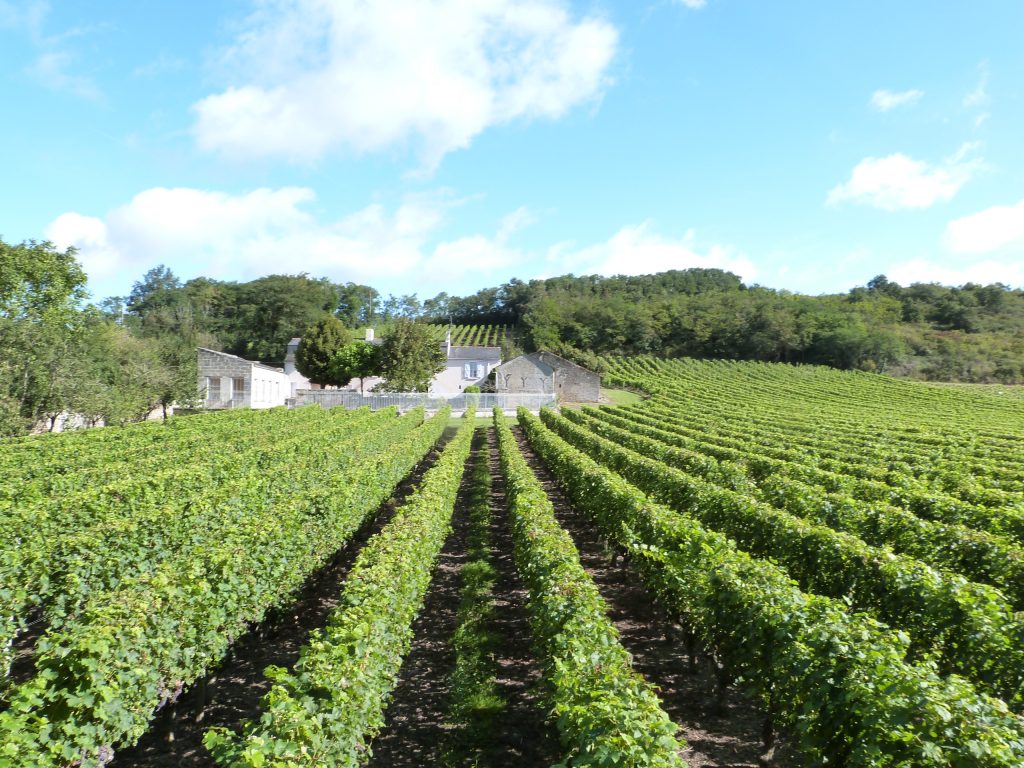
top-left (45, 186), bottom-right (446, 291)
top-left (46, 186), bottom-right (751, 299)
top-left (827, 144), bottom-right (982, 211)
top-left (870, 88), bottom-right (922, 112)
top-left (192, 0), bottom-right (619, 166)
top-left (544, 223), bottom-right (756, 282)
top-left (944, 199), bottom-right (1024, 255)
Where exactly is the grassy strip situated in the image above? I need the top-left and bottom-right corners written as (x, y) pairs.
top-left (0, 409), bottom-right (448, 768)
top-left (205, 408), bottom-right (477, 767)
top-left (439, 429), bottom-right (503, 767)
top-left (519, 407), bottom-right (1024, 767)
top-left (493, 408), bottom-right (684, 768)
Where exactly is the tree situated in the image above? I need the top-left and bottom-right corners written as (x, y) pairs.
top-left (126, 265), bottom-right (182, 320)
top-left (328, 341), bottom-right (379, 393)
top-left (0, 238), bottom-right (88, 431)
top-left (296, 316), bottom-right (350, 386)
top-left (0, 238), bottom-right (87, 322)
top-left (336, 282), bottom-right (379, 327)
top-left (375, 318), bottom-right (446, 392)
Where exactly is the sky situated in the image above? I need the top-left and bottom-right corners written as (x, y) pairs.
top-left (1, 0), bottom-right (1022, 304)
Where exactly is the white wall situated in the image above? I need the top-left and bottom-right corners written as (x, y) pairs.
top-left (250, 366), bottom-right (291, 408)
top-left (429, 359), bottom-right (500, 394)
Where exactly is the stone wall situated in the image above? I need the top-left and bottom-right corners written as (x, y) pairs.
top-left (197, 349), bottom-right (252, 404)
top-left (495, 352), bottom-right (599, 402)
top-left (495, 355), bottom-right (554, 394)
top-left (539, 352), bottom-right (601, 403)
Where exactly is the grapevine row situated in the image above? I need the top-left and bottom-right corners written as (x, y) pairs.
top-left (206, 408), bottom-right (476, 767)
top-left (519, 407), bottom-right (1024, 766)
top-left (0, 408), bottom-right (449, 768)
top-left (541, 407), bottom-right (1024, 707)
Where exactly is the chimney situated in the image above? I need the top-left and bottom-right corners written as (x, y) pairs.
top-left (446, 327), bottom-right (451, 357)
top-left (365, 327), bottom-right (375, 342)
top-left (284, 337), bottom-right (301, 374)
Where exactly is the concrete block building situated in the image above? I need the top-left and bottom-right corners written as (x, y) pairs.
top-left (495, 351), bottom-right (600, 403)
top-left (197, 348), bottom-right (293, 409)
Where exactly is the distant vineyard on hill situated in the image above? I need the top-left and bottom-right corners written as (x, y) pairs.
top-left (351, 324), bottom-right (509, 347)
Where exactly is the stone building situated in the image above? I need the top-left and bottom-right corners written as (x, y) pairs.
top-left (494, 351), bottom-right (600, 403)
top-left (197, 348), bottom-right (293, 409)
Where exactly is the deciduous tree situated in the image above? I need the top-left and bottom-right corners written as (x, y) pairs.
top-left (328, 341), bottom-right (379, 393)
top-left (376, 318), bottom-right (446, 392)
top-left (296, 316), bottom-right (350, 386)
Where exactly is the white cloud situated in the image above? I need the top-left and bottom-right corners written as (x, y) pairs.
top-left (192, 0), bottom-right (618, 166)
top-left (544, 223), bottom-right (756, 282)
top-left (0, 0), bottom-right (47, 35)
top-left (888, 258), bottom-right (1024, 288)
top-left (827, 144), bottom-right (982, 211)
top-left (870, 88), bottom-right (922, 112)
top-left (964, 62), bottom-right (989, 108)
top-left (46, 187), bottom-right (752, 300)
top-left (673, 0), bottom-right (707, 8)
top-left (28, 49), bottom-right (101, 101)
top-left (45, 187), bottom-right (445, 292)
top-left (2, 1), bottom-right (102, 100)
top-left (944, 199), bottom-right (1024, 255)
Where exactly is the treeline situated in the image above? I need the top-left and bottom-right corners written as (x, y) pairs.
top-left (4, 235), bottom-right (1022, 437)
top-left (124, 264), bottom-right (1023, 384)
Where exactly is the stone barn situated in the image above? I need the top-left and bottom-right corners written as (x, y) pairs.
top-left (495, 351), bottom-right (600, 403)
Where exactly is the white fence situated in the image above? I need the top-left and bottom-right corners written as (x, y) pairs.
top-left (291, 391), bottom-right (557, 414)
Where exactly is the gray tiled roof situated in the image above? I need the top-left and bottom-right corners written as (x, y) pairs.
top-left (446, 345), bottom-right (502, 361)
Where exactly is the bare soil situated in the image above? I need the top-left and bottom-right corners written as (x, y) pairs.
top-left (511, 426), bottom-right (801, 768)
top-left (366, 428), bottom-right (559, 767)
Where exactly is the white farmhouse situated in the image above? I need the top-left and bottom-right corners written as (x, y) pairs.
top-left (429, 339), bottom-right (502, 394)
top-left (337, 328), bottom-right (502, 395)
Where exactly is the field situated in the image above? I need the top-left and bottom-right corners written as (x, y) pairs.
top-left (2, 359), bottom-right (1024, 767)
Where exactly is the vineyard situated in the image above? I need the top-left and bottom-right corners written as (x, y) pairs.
top-left (351, 324), bottom-right (509, 347)
top-left (2, 359), bottom-right (1024, 767)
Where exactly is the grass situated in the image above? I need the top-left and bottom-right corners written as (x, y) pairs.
top-left (601, 387), bottom-right (644, 406)
top-left (440, 432), bottom-right (504, 767)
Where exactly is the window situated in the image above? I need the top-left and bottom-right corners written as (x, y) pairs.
top-left (463, 362), bottom-right (483, 379)
top-left (233, 377), bottom-right (247, 400)
top-left (206, 377), bottom-right (220, 401)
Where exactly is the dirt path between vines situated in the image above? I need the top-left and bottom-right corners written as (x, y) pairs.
top-left (512, 426), bottom-right (801, 768)
top-left (112, 431), bottom-right (454, 768)
top-left (366, 427), bottom-right (559, 767)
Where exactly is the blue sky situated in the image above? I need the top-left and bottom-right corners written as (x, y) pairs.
top-left (1, 0), bottom-right (1022, 303)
